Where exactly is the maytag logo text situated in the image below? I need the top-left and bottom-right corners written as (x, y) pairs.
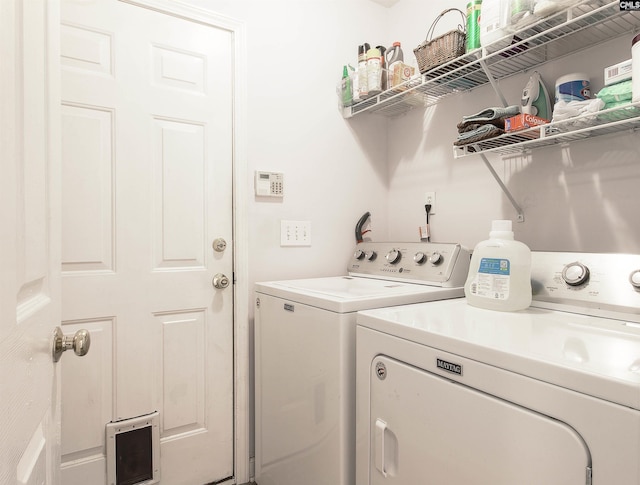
top-left (436, 358), bottom-right (463, 376)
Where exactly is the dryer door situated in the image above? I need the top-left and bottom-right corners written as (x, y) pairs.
top-left (369, 356), bottom-right (590, 485)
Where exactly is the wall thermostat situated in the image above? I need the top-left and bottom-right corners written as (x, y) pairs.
top-left (255, 171), bottom-right (284, 198)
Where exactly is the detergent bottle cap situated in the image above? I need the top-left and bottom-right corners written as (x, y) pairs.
top-left (490, 220), bottom-right (514, 240)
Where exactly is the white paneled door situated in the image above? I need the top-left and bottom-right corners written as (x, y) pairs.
top-left (0, 1), bottom-right (62, 484)
top-left (60, 1), bottom-right (234, 484)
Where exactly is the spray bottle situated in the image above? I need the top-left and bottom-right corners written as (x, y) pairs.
top-left (341, 65), bottom-right (353, 107)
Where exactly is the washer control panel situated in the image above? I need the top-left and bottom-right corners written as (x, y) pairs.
top-left (531, 252), bottom-right (640, 319)
top-left (347, 242), bottom-right (471, 287)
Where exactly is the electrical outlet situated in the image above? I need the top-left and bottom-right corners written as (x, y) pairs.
top-left (280, 220), bottom-right (311, 246)
top-left (425, 192), bottom-right (436, 215)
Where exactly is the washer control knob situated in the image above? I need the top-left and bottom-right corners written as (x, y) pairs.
top-left (429, 252), bottom-right (443, 265)
top-left (414, 252), bottom-right (427, 264)
top-left (562, 262), bottom-right (590, 286)
top-left (630, 270), bottom-right (640, 289)
top-left (354, 249), bottom-right (365, 260)
top-left (386, 249), bottom-right (402, 264)
top-left (365, 250), bottom-right (377, 261)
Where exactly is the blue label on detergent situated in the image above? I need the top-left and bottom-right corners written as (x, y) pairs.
top-left (478, 258), bottom-right (510, 275)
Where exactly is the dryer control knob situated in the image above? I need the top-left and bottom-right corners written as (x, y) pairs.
top-left (365, 250), bottom-right (377, 261)
top-left (630, 270), bottom-right (640, 289)
top-left (386, 249), bottom-right (402, 264)
top-left (414, 252), bottom-right (427, 264)
top-left (429, 252), bottom-right (443, 265)
top-left (562, 262), bottom-right (590, 286)
top-left (354, 249), bottom-right (365, 260)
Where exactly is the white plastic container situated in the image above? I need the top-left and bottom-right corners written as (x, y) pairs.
top-left (480, 0), bottom-right (511, 52)
top-left (366, 47), bottom-right (382, 95)
top-left (464, 220), bottom-right (532, 311)
top-left (555, 72), bottom-right (591, 103)
top-left (633, 32), bottom-right (640, 102)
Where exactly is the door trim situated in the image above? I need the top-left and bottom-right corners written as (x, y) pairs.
top-left (117, 1), bottom-right (249, 481)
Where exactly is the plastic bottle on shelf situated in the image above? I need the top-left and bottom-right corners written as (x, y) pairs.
top-left (509, 0), bottom-right (535, 30)
top-left (341, 65), bottom-right (353, 107)
top-left (464, 220), bottom-right (532, 312)
top-left (385, 42), bottom-right (404, 89)
top-left (377, 45), bottom-right (387, 91)
top-left (350, 64), bottom-right (360, 104)
top-left (633, 32), bottom-right (640, 102)
top-left (479, 0), bottom-right (512, 52)
top-left (357, 43), bottom-right (369, 100)
top-left (366, 46), bottom-right (382, 95)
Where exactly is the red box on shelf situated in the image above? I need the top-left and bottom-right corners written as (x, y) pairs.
top-left (504, 113), bottom-right (549, 134)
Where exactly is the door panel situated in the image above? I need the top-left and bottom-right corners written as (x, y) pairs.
top-left (0, 0), bottom-right (61, 484)
top-left (60, 1), bottom-right (234, 483)
top-left (369, 356), bottom-right (590, 485)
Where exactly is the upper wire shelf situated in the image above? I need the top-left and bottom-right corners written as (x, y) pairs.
top-left (344, 1), bottom-right (640, 118)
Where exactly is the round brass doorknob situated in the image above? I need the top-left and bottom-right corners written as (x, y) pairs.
top-left (52, 327), bottom-right (91, 362)
top-left (212, 273), bottom-right (230, 289)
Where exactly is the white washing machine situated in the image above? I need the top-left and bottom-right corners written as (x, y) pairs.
top-left (254, 241), bottom-right (471, 485)
top-left (356, 251), bottom-right (640, 485)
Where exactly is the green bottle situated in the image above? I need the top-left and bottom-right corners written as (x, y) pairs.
top-left (341, 65), bottom-right (353, 107)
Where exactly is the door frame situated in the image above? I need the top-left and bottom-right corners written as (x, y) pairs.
top-left (70, 0), bottom-right (250, 481)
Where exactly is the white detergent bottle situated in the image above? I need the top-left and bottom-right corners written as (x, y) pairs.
top-left (464, 220), bottom-right (532, 311)
top-left (480, 0), bottom-right (512, 52)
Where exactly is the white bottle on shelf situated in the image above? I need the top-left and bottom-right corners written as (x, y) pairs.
top-left (464, 220), bottom-right (532, 311)
top-left (480, 0), bottom-right (512, 52)
top-left (366, 47), bottom-right (382, 95)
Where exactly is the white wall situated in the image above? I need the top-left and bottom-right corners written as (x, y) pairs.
top-left (175, 0), bottom-right (393, 467)
top-left (185, 0), bottom-right (393, 284)
top-left (177, 0), bottom-right (640, 470)
top-left (384, 1), bottom-right (640, 253)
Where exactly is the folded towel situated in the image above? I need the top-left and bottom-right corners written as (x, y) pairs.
top-left (552, 98), bottom-right (605, 123)
top-left (454, 124), bottom-right (504, 146)
top-left (457, 105), bottom-right (521, 130)
top-left (596, 80), bottom-right (633, 104)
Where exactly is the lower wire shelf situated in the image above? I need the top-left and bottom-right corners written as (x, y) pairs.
top-left (453, 102), bottom-right (640, 158)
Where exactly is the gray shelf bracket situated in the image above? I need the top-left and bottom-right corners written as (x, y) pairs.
top-left (479, 58), bottom-right (509, 108)
top-left (480, 153), bottom-right (525, 222)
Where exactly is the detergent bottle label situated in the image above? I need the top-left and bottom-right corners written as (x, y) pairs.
top-left (469, 258), bottom-right (510, 300)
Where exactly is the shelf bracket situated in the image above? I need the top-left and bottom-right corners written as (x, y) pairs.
top-left (480, 153), bottom-right (524, 222)
top-left (478, 58), bottom-right (509, 108)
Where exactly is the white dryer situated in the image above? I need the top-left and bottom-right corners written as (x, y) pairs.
top-left (254, 242), bottom-right (471, 485)
top-left (356, 251), bottom-right (640, 485)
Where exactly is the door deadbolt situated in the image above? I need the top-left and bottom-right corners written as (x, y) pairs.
top-left (212, 273), bottom-right (230, 289)
top-left (52, 327), bottom-right (91, 362)
top-left (212, 238), bottom-right (227, 252)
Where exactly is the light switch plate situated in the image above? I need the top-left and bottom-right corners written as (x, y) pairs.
top-left (281, 220), bottom-right (311, 246)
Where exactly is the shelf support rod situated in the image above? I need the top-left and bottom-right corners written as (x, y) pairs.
top-left (479, 58), bottom-right (509, 108)
top-left (480, 153), bottom-right (525, 222)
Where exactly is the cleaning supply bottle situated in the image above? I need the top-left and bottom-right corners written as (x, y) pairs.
top-left (366, 46), bottom-right (382, 95)
top-left (357, 43), bottom-right (369, 100)
top-left (385, 42), bottom-right (403, 88)
top-left (464, 220), bottom-right (532, 311)
top-left (376, 45), bottom-right (387, 91)
top-left (341, 65), bottom-right (352, 107)
top-left (479, 0), bottom-right (511, 52)
top-left (349, 64), bottom-right (360, 104)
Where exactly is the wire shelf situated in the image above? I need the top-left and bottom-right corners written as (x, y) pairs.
top-left (453, 102), bottom-right (640, 157)
top-left (344, 1), bottom-right (640, 118)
